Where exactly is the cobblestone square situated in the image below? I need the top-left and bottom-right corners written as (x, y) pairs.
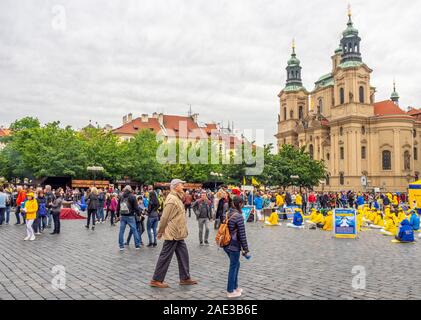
top-left (1, 213), bottom-right (420, 300)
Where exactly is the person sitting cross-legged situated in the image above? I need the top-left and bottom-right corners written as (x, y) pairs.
top-left (287, 209), bottom-right (304, 229)
top-left (322, 210), bottom-right (333, 231)
top-left (395, 219), bottom-right (415, 243)
top-left (380, 210), bottom-right (398, 236)
top-left (265, 211), bottom-right (281, 226)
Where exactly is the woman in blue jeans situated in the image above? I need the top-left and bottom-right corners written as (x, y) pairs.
top-left (221, 196), bottom-right (249, 299)
top-left (146, 190), bottom-right (160, 247)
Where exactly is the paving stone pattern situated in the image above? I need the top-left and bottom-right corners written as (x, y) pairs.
top-left (1, 213), bottom-right (420, 300)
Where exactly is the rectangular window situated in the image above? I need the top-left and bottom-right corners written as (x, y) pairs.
top-left (415, 147), bottom-right (418, 161)
top-left (340, 147), bottom-right (344, 160)
top-left (361, 146), bottom-right (366, 159)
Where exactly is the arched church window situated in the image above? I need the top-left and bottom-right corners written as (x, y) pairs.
top-left (359, 86), bottom-right (365, 103)
top-left (298, 106), bottom-right (303, 120)
top-left (339, 126), bottom-right (344, 136)
top-left (339, 172), bottom-right (345, 185)
top-left (382, 150), bottom-right (392, 170)
top-left (309, 144), bottom-right (314, 159)
top-left (349, 42), bottom-right (352, 52)
top-left (290, 110), bottom-right (294, 119)
top-left (317, 98), bottom-right (323, 114)
top-left (283, 107), bottom-right (287, 121)
top-left (361, 126), bottom-right (366, 135)
top-left (339, 88), bottom-right (345, 104)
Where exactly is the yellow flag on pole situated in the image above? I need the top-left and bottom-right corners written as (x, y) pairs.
top-left (251, 177), bottom-right (259, 186)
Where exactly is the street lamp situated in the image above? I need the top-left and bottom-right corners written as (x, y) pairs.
top-left (210, 172), bottom-right (223, 191)
top-left (290, 175), bottom-right (299, 192)
top-left (87, 166), bottom-right (104, 186)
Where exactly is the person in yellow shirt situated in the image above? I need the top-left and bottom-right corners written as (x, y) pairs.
top-left (368, 210), bottom-right (384, 229)
top-left (392, 194), bottom-right (399, 207)
top-left (322, 211), bottom-right (333, 231)
top-left (23, 192), bottom-right (38, 241)
top-left (265, 211), bottom-right (281, 226)
top-left (308, 210), bottom-right (325, 229)
top-left (295, 193), bottom-right (302, 207)
top-left (275, 193), bottom-right (284, 208)
top-left (305, 208), bottom-right (318, 221)
top-left (356, 210), bottom-right (363, 232)
top-left (397, 208), bottom-right (407, 223)
top-left (380, 210), bottom-right (398, 236)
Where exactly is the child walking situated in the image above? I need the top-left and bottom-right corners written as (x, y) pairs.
top-left (24, 192), bottom-right (38, 241)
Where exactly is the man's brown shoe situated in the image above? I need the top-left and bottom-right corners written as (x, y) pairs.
top-left (150, 280), bottom-right (169, 288)
top-left (179, 278), bottom-right (198, 285)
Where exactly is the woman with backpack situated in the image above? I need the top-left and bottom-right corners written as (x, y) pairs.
top-left (220, 196), bottom-right (249, 299)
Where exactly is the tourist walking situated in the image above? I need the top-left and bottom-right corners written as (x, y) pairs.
top-left (97, 188), bottom-right (106, 223)
top-left (45, 185), bottom-right (54, 228)
top-left (86, 187), bottom-right (99, 230)
top-left (117, 185), bottom-right (141, 251)
top-left (146, 186), bottom-right (160, 247)
top-left (192, 191), bottom-right (212, 245)
top-left (15, 186), bottom-right (27, 225)
top-left (221, 196), bottom-right (249, 298)
top-left (23, 192), bottom-right (38, 241)
top-left (109, 194), bottom-right (118, 226)
top-left (150, 179), bottom-right (197, 288)
top-left (50, 190), bottom-right (63, 235)
top-left (184, 191), bottom-right (193, 217)
top-left (0, 187), bottom-right (7, 226)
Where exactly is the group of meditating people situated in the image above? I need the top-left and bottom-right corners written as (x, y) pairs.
top-left (264, 204), bottom-right (420, 243)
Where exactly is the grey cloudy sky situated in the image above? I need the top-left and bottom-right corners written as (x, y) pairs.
top-left (1, 0), bottom-right (420, 145)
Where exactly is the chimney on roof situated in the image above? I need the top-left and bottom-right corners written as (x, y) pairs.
top-left (141, 114), bottom-right (148, 123)
top-left (158, 113), bottom-right (164, 126)
top-left (123, 115), bottom-right (128, 124)
top-left (152, 112), bottom-right (158, 118)
top-left (192, 113), bottom-right (199, 123)
top-left (127, 113), bottom-right (133, 122)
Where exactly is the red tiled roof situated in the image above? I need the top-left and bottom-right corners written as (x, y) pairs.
top-left (407, 108), bottom-right (421, 121)
top-left (0, 128), bottom-right (11, 137)
top-left (112, 114), bottom-right (209, 139)
top-left (203, 123), bottom-right (217, 135)
top-left (373, 100), bottom-right (406, 116)
top-left (112, 117), bottom-right (162, 135)
top-left (162, 115), bottom-right (207, 139)
top-left (407, 109), bottom-right (420, 115)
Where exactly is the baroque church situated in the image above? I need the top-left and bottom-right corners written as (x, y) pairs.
top-left (275, 9), bottom-right (421, 192)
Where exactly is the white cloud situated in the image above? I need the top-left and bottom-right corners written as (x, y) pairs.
top-left (0, 0), bottom-right (420, 145)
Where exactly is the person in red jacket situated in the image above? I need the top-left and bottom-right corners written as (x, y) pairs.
top-left (308, 192), bottom-right (317, 210)
top-left (15, 186), bottom-right (27, 225)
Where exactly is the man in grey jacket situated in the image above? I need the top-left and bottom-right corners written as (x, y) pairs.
top-left (192, 191), bottom-right (212, 245)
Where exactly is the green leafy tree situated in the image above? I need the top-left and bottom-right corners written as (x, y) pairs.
top-left (9, 117), bottom-right (40, 131)
top-left (126, 129), bottom-right (165, 184)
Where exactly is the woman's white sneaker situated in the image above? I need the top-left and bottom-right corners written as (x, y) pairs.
top-left (24, 236), bottom-right (30, 241)
top-left (235, 288), bottom-right (243, 295)
top-left (227, 291), bottom-right (242, 298)
top-left (29, 235), bottom-right (36, 241)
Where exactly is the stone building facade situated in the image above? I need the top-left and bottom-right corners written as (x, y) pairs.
top-left (275, 11), bottom-right (421, 192)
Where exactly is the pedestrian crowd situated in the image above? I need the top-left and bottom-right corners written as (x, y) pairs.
top-left (2, 182), bottom-right (420, 297)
